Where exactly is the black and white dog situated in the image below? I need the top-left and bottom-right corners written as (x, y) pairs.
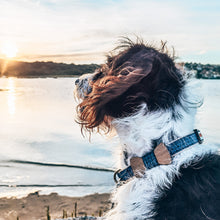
top-left (75, 39), bottom-right (220, 220)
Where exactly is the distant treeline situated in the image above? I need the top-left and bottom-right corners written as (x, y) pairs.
top-left (0, 59), bottom-right (100, 77)
top-left (0, 59), bottom-right (219, 79)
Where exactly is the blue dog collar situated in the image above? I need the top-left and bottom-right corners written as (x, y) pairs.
top-left (114, 129), bottom-right (204, 183)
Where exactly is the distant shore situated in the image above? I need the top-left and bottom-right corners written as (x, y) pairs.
top-left (0, 75), bottom-right (220, 80)
top-left (0, 75), bottom-right (220, 79)
top-left (0, 192), bottom-right (111, 220)
top-left (0, 59), bottom-right (219, 79)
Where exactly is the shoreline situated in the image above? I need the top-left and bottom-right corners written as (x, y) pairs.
top-left (0, 191), bottom-right (111, 220)
top-left (0, 75), bottom-right (220, 79)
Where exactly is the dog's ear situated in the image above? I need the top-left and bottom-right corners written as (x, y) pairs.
top-left (78, 58), bottom-right (153, 132)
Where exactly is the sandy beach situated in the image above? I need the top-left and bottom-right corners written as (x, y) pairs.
top-left (0, 192), bottom-right (111, 220)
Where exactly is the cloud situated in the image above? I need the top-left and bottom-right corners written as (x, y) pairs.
top-left (0, 0), bottom-right (219, 64)
top-left (197, 50), bottom-right (207, 55)
top-left (15, 51), bottom-right (105, 64)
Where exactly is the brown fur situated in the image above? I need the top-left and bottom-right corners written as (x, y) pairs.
top-left (77, 38), bottom-right (184, 134)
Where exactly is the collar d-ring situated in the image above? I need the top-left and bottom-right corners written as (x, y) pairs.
top-left (113, 169), bottom-right (121, 184)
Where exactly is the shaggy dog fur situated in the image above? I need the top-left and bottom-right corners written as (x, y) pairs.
top-left (75, 38), bottom-right (220, 220)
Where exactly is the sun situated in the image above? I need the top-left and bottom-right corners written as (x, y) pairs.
top-left (1, 42), bottom-right (18, 58)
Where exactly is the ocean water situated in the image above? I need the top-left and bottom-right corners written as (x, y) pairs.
top-left (0, 77), bottom-right (219, 198)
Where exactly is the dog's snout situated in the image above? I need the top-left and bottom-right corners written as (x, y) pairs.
top-left (75, 78), bottom-right (80, 85)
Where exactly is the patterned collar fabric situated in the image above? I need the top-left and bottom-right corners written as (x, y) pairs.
top-left (114, 129), bottom-right (204, 183)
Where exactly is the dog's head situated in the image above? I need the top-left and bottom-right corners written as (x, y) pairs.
top-left (75, 39), bottom-right (184, 133)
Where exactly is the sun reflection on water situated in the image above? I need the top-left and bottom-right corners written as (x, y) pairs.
top-left (7, 77), bottom-right (16, 116)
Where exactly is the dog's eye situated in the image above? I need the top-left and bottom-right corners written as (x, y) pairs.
top-left (119, 70), bottom-right (129, 76)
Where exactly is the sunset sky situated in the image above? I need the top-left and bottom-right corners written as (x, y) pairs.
top-left (0, 0), bottom-right (219, 64)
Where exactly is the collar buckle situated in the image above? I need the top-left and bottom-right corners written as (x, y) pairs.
top-left (194, 129), bottom-right (204, 144)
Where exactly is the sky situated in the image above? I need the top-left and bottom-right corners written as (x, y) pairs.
top-left (0, 0), bottom-right (219, 64)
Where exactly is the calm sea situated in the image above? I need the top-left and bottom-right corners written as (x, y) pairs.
top-left (0, 78), bottom-right (219, 198)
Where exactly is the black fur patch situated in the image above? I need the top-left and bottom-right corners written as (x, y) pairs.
top-left (152, 154), bottom-right (220, 220)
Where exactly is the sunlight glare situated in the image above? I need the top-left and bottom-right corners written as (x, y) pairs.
top-left (7, 78), bottom-right (16, 115)
top-left (1, 42), bottom-right (18, 58)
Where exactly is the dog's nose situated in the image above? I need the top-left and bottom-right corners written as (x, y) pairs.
top-left (75, 78), bottom-right (80, 85)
